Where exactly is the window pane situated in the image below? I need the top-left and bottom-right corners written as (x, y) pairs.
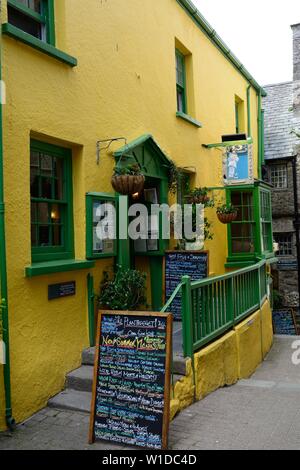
top-left (41, 177), bottom-right (52, 199)
top-left (18, 0), bottom-right (41, 13)
top-left (38, 203), bottom-right (49, 224)
top-left (54, 159), bottom-right (64, 200)
top-left (31, 225), bottom-right (37, 247)
top-left (270, 164), bottom-right (288, 189)
top-left (41, 154), bottom-right (53, 176)
top-left (39, 225), bottom-right (51, 246)
top-left (177, 89), bottom-right (185, 113)
top-left (52, 225), bottom-right (62, 246)
top-left (8, 6), bottom-right (42, 39)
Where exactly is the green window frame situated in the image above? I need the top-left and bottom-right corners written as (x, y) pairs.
top-left (86, 193), bottom-right (118, 260)
top-left (260, 189), bottom-right (273, 254)
top-left (7, 0), bottom-right (55, 45)
top-left (30, 140), bottom-right (74, 263)
top-left (228, 190), bottom-right (257, 257)
top-left (176, 49), bottom-right (187, 114)
top-left (226, 184), bottom-right (274, 266)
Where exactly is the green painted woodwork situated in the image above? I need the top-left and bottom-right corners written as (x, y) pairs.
top-left (117, 195), bottom-right (130, 270)
top-left (30, 140), bottom-right (75, 263)
top-left (175, 49), bottom-right (187, 114)
top-left (261, 109), bottom-right (265, 165)
top-left (176, 111), bottom-right (202, 128)
top-left (25, 259), bottom-right (95, 278)
top-left (226, 183), bottom-right (273, 266)
top-left (149, 257), bottom-right (164, 310)
top-left (257, 91), bottom-right (263, 179)
top-left (161, 259), bottom-right (268, 358)
top-left (114, 135), bottom-right (171, 297)
top-left (86, 192), bottom-right (117, 260)
top-left (2, 23), bottom-right (77, 66)
top-left (8, 0), bottom-right (45, 22)
top-left (176, 0), bottom-right (266, 97)
top-left (0, 28), bottom-right (15, 427)
top-left (203, 138), bottom-right (253, 149)
top-left (87, 274), bottom-right (95, 347)
top-left (247, 85), bottom-right (251, 137)
top-left (8, 0), bottom-right (56, 46)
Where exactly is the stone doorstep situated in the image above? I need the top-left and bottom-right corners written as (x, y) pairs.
top-left (66, 366), bottom-right (94, 393)
top-left (48, 390), bottom-right (92, 414)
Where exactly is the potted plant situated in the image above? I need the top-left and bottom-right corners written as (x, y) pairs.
top-left (98, 268), bottom-right (147, 311)
top-left (187, 187), bottom-right (213, 206)
top-left (111, 163), bottom-right (145, 195)
top-left (216, 203), bottom-right (238, 224)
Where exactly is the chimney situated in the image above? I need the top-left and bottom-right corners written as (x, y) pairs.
top-left (292, 23), bottom-right (300, 115)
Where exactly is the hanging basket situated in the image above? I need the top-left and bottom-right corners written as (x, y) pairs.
top-left (217, 211), bottom-right (238, 224)
top-left (189, 195), bottom-right (211, 205)
top-left (111, 174), bottom-right (145, 195)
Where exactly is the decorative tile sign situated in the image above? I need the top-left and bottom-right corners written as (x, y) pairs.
top-left (48, 281), bottom-right (76, 300)
top-left (223, 144), bottom-right (254, 185)
top-left (89, 311), bottom-right (173, 449)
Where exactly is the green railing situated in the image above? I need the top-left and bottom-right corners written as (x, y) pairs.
top-left (162, 260), bottom-right (268, 358)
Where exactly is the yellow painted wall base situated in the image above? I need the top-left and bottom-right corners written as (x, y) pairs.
top-left (170, 299), bottom-right (273, 420)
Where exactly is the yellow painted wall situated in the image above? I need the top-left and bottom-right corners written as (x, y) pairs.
top-left (0, 0), bottom-right (263, 428)
top-left (170, 299), bottom-right (273, 419)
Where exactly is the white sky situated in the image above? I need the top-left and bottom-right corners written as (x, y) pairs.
top-left (192, 0), bottom-right (300, 86)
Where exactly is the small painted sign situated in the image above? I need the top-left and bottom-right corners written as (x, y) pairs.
top-left (272, 309), bottom-right (298, 335)
top-left (48, 281), bottom-right (76, 300)
top-left (223, 144), bottom-right (253, 185)
top-left (277, 259), bottom-right (298, 271)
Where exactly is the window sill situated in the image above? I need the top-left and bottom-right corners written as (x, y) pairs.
top-left (25, 259), bottom-right (95, 278)
top-left (176, 112), bottom-right (202, 128)
top-left (2, 23), bottom-right (77, 67)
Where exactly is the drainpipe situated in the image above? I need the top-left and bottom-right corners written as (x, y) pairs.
top-left (292, 156), bottom-right (300, 310)
top-left (0, 12), bottom-right (15, 430)
top-left (257, 90), bottom-right (262, 180)
top-left (247, 85), bottom-right (251, 138)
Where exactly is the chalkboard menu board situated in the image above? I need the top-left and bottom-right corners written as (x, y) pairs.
top-left (273, 309), bottom-right (297, 335)
top-left (89, 311), bottom-right (172, 449)
top-left (165, 251), bottom-right (209, 321)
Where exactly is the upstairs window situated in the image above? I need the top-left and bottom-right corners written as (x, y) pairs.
top-left (234, 96), bottom-right (245, 135)
top-left (7, 0), bottom-right (55, 45)
top-left (270, 164), bottom-right (288, 189)
top-left (176, 50), bottom-right (187, 114)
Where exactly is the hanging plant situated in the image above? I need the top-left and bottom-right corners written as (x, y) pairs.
top-left (111, 163), bottom-right (145, 195)
top-left (168, 160), bottom-right (180, 195)
top-left (216, 203), bottom-right (238, 224)
top-left (187, 187), bottom-right (214, 207)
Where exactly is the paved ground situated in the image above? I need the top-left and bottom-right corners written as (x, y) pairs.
top-left (0, 335), bottom-right (300, 450)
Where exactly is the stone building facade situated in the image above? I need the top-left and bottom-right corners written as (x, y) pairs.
top-left (263, 24), bottom-right (300, 307)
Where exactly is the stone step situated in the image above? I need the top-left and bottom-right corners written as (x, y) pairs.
top-left (66, 366), bottom-right (94, 392)
top-left (82, 348), bottom-right (188, 376)
top-left (82, 347), bottom-right (95, 366)
top-left (48, 389), bottom-right (92, 414)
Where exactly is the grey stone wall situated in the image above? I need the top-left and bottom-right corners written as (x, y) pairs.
top-left (292, 23), bottom-right (300, 117)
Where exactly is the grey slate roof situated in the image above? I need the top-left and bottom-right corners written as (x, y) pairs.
top-left (263, 82), bottom-right (299, 160)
